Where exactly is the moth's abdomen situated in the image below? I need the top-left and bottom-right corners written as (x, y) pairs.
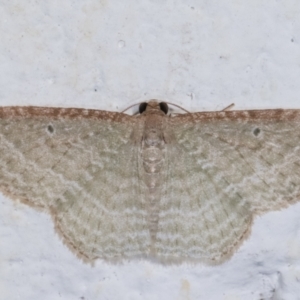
top-left (140, 116), bottom-right (166, 246)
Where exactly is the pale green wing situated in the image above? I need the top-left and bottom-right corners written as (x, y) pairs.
top-left (155, 109), bottom-right (300, 263)
top-left (0, 107), bottom-right (150, 263)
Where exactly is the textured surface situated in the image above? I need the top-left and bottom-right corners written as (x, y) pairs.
top-left (1, 101), bottom-right (300, 264)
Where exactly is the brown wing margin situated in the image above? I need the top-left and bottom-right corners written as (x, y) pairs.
top-left (169, 109), bottom-right (300, 123)
top-left (0, 106), bottom-right (133, 123)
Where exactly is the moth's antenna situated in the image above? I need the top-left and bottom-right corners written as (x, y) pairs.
top-left (221, 103), bottom-right (235, 111)
top-left (164, 102), bottom-right (190, 113)
top-left (121, 103), bottom-right (140, 113)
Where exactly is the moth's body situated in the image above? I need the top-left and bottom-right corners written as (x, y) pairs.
top-left (0, 100), bottom-right (300, 264)
top-left (138, 102), bottom-right (168, 245)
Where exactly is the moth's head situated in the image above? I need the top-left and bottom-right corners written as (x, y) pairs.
top-left (139, 100), bottom-right (168, 115)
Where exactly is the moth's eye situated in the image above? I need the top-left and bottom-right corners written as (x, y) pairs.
top-left (139, 102), bottom-right (148, 114)
top-left (159, 102), bottom-right (168, 114)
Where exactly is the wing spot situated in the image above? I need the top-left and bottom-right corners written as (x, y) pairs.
top-left (47, 124), bottom-right (54, 134)
top-left (253, 128), bottom-right (261, 136)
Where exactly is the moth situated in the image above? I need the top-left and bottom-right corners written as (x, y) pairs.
top-left (0, 100), bottom-right (299, 264)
